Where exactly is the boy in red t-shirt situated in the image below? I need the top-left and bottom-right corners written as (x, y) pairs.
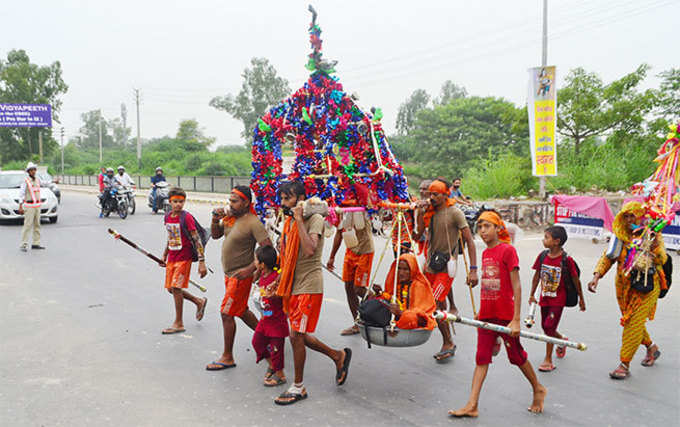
top-left (450, 211), bottom-right (546, 418)
top-left (162, 187), bottom-right (208, 334)
top-left (251, 245), bottom-right (289, 386)
top-left (529, 225), bottom-right (586, 372)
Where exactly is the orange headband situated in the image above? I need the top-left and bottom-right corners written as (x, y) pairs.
top-left (478, 211), bottom-right (511, 244)
top-left (169, 195), bottom-right (185, 201)
top-left (232, 189), bottom-right (250, 204)
top-left (428, 180), bottom-right (448, 195)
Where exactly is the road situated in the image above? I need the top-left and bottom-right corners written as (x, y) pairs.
top-left (1, 191), bottom-right (678, 426)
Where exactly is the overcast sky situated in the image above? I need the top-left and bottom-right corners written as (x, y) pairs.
top-left (3, 0), bottom-right (677, 147)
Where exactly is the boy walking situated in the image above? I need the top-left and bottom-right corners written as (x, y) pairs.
top-left (162, 187), bottom-right (208, 334)
top-left (529, 226), bottom-right (586, 372)
top-left (450, 211), bottom-right (546, 418)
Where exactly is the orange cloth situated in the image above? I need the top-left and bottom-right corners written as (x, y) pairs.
top-left (222, 190), bottom-right (256, 227)
top-left (478, 211), bottom-right (511, 244)
top-left (342, 249), bottom-right (374, 287)
top-left (384, 253), bottom-right (437, 330)
top-left (424, 271), bottom-right (454, 302)
top-left (276, 217), bottom-right (300, 313)
top-left (164, 260), bottom-right (192, 289)
top-left (288, 293), bottom-right (323, 333)
top-left (220, 275), bottom-right (254, 317)
top-left (428, 180), bottom-right (448, 195)
top-left (422, 198), bottom-right (457, 228)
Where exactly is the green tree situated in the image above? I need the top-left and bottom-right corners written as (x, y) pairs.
top-left (0, 49), bottom-right (68, 162)
top-left (176, 119), bottom-right (215, 151)
top-left (657, 68), bottom-right (680, 120)
top-left (557, 64), bottom-right (656, 155)
top-left (402, 96), bottom-right (529, 178)
top-left (396, 89), bottom-right (430, 135)
top-left (77, 110), bottom-right (114, 150)
top-left (210, 57), bottom-right (290, 141)
top-left (435, 80), bottom-right (467, 105)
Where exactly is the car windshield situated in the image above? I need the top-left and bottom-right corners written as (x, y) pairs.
top-left (39, 173), bottom-right (53, 184)
top-left (0, 173), bottom-right (26, 189)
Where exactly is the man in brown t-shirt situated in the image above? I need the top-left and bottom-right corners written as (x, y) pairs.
top-left (274, 181), bottom-right (351, 405)
top-left (417, 178), bottom-right (478, 362)
top-left (205, 186), bottom-right (272, 371)
top-left (327, 209), bottom-right (374, 335)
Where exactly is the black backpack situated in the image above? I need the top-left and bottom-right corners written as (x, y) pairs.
top-left (359, 298), bottom-right (392, 327)
top-left (165, 210), bottom-right (210, 262)
top-left (660, 255), bottom-right (673, 299)
top-left (538, 250), bottom-right (580, 308)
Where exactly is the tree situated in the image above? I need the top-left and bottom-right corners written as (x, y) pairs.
top-left (400, 96), bottom-right (529, 178)
top-left (657, 68), bottom-right (680, 120)
top-left (0, 49), bottom-right (68, 162)
top-left (435, 80), bottom-right (467, 105)
top-left (77, 110), bottom-right (114, 150)
top-left (395, 89), bottom-right (430, 135)
top-left (210, 57), bottom-right (290, 141)
top-left (557, 64), bottom-right (656, 155)
top-left (112, 103), bottom-right (131, 146)
top-left (176, 119), bottom-right (215, 151)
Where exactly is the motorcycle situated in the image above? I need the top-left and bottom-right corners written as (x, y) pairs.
top-left (123, 183), bottom-right (136, 215)
top-left (101, 186), bottom-right (129, 219)
top-left (148, 181), bottom-right (170, 214)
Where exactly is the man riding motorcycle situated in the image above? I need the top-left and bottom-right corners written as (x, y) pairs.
top-left (100, 168), bottom-right (117, 218)
top-left (114, 165), bottom-right (134, 187)
top-left (150, 167), bottom-right (166, 213)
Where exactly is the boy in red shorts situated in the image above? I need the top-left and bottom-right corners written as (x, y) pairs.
top-left (206, 185), bottom-right (272, 371)
top-left (529, 225), bottom-right (586, 372)
top-left (417, 178), bottom-right (478, 361)
top-left (162, 187), bottom-right (208, 334)
top-left (326, 204), bottom-right (374, 336)
top-left (450, 211), bottom-right (546, 418)
top-left (274, 181), bottom-right (351, 405)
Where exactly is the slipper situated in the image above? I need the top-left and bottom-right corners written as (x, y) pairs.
top-left (433, 346), bottom-right (457, 362)
top-left (556, 337), bottom-right (567, 359)
top-left (274, 389), bottom-right (308, 405)
top-left (206, 361), bottom-right (237, 371)
top-left (340, 325), bottom-right (360, 336)
top-left (641, 346), bottom-right (661, 367)
top-left (609, 364), bottom-right (630, 380)
top-left (264, 367), bottom-right (275, 380)
top-left (161, 327), bottom-right (185, 334)
top-left (196, 297), bottom-right (208, 321)
top-left (538, 363), bottom-right (556, 372)
top-left (336, 348), bottom-right (352, 386)
top-left (264, 374), bottom-right (287, 387)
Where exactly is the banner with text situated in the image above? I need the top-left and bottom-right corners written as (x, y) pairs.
top-left (554, 200), bottom-right (605, 240)
top-left (528, 66), bottom-right (557, 176)
top-left (0, 103), bottom-right (52, 127)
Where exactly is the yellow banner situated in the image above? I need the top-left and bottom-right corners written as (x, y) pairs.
top-left (528, 66), bottom-right (557, 176)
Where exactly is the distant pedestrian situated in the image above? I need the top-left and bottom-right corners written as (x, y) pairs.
top-left (18, 162), bottom-right (45, 252)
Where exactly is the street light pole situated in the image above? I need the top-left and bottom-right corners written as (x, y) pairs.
top-left (60, 127), bottom-right (65, 176)
top-left (538, 0), bottom-right (548, 199)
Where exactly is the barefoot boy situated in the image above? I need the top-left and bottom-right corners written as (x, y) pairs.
top-left (529, 226), bottom-right (586, 372)
top-left (450, 211), bottom-right (546, 418)
top-left (162, 187), bottom-right (208, 334)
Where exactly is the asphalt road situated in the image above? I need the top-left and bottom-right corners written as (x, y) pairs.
top-left (1, 191), bottom-right (678, 427)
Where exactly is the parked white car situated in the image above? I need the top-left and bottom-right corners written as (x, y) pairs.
top-left (0, 170), bottom-right (59, 223)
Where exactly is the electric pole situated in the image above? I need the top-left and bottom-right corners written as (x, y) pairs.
top-left (98, 109), bottom-right (103, 163)
top-left (538, 0), bottom-right (548, 199)
top-left (39, 130), bottom-right (43, 164)
top-left (60, 127), bottom-right (65, 176)
top-left (134, 89), bottom-right (142, 168)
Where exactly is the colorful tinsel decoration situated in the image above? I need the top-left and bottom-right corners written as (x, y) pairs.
top-left (250, 6), bottom-right (409, 219)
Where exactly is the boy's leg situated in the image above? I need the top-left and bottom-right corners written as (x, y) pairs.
top-left (269, 336), bottom-right (286, 377)
top-left (169, 287), bottom-right (185, 329)
top-left (502, 331), bottom-right (546, 413)
top-left (303, 333), bottom-right (347, 381)
top-left (291, 331), bottom-right (306, 384)
top-left (449, 364), bottom-right (488, 417)
top-left (539, 307), bottom-right (562, 370)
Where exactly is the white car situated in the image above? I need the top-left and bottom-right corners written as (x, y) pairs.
top-left (0, 170), bottom-right (59, 223)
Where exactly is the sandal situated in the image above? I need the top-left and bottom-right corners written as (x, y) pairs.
top-left (205, 361), bottom-right (236, 371)
top-left (538, 362), bottom-right (556, 372)
top-left (264, 367), bottom-right (275, 381)
top-left (641, 345), bottom-right (661, 367)
top-left (161, 327), bottom-right (185, 334)
top-left (434, 345), bottom-right (457, 362)
top-left (264, 373), bottom-right (287, 387)
top-left (274, 389), bottom-right (308, 405)
top-left (609, 364), bottom-right (630, 380)
top-left (556, 337), bottom-right (567, 359)
top-left (336, 348), bottom-right (352, 386)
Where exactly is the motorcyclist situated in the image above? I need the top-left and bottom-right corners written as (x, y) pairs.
top-left (150, 167), bottom-right (166, 212)
top-left (100, 168), bottom-right (117, 218)
top-left (115, 165), bottom-right (134, 187)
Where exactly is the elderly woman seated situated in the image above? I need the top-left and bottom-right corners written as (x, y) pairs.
top-left (381, 253), bottom-right (437, 330)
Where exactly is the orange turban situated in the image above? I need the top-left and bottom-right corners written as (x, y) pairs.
top-left (428, 180), bottom-right (449, 195)
top-left (478, 211), bottom-right (512, 244)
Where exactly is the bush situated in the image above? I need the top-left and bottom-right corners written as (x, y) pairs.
top-left (464, 151), bottom-right (535, 199)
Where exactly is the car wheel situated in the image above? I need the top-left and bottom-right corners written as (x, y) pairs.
top-left (49, 216), bottom-right (58, 224)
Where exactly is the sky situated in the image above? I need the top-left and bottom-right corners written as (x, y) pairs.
top-left (2, 0), bottom-right (678, 147)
